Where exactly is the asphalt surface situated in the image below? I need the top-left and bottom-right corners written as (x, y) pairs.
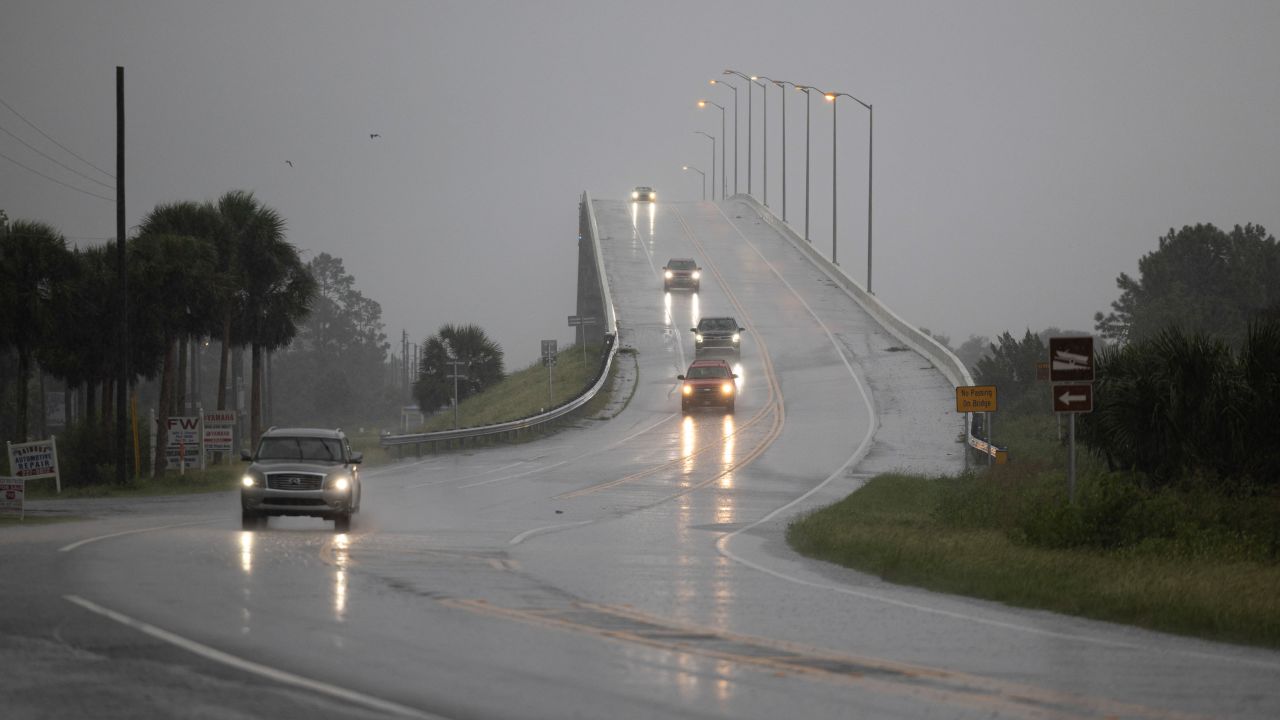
top-left (3, 197), bottom-right (1277, 719)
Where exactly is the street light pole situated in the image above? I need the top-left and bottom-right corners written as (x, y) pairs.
top-left (695, 131), bottom-right (716, 200)
top-left (764, 78), bottom-right (791, 221)
top-left (825, 90), bottom-right (839, 265)
top-left (682, 165), bottom-right (706, 201)
top-left (756, 77), bottom-right (770, 206)
top-left (796, 85), bottom-right (814, 243)
top-left (709, 79), bottom-right (737, 195)
top-left (698, 99), bottom-right (727, 200)
top-left (724, 70), bottom-right (756, 197)
top-left (824, 91), bottom-right (873, 289)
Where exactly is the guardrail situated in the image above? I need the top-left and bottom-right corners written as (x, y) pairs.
top-left (380, 191), bottom-right (619, 453)
top-left (733, 195), bottom-right (999, 461)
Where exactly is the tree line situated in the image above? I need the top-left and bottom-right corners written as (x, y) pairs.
top-left (1, 190), bottom-right (314, 478)
top-left (945, 222), bottom-right (1280, 489)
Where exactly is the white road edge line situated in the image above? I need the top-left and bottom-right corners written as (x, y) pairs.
top-left (59, 520), bottom-right (217, 553)
top-left (710, 201), bottom-right (1280, 669)
top-left (63, 595), bottom-right (445, 718)
top-left (457, 413), bottom-right (678, 489)
top-left (509, 520), bottom-right (595, 546)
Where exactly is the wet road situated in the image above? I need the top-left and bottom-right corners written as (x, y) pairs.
top-left (4, 197), bottom-right (1278, 719)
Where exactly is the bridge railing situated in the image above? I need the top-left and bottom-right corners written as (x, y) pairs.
top-left (734, 194), bottom-right (999, 461)
top-left (380, 191), bottom-right (618, 452)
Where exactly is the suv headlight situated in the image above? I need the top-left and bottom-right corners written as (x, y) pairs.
top-left (241, 474), bottom-right (257, 488)
top-left (732, 333), bottom-right (740, 342)
top-left (664, 270), bottom-right (673, 279)
top-left (682, 384), bottom-right (693, 396)
top-left (328, 476), bottom-right (352, 491)
top-left (691, 270), bottom-right (701, 279)
top-left (721, 382), bottom-right (734, 395)
top-left (695, 334), bottom-right (704, 342)
top-left (632, 191), bottom-right (639, 199)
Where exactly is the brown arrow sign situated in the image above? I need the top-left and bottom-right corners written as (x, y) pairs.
top-left (1053, 383), bottom-right (1094, 413)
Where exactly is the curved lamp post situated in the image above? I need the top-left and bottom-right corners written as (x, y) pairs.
top-left (709, 79), bottom-right (738, 195)
top-left (823, 90), bottom-right (873, 289)
top-left (696, 98), bottom-right (727, 198)
top-left (695, 131), bottom-right (716, 200)
top-left (682, 165), bottom-right (706, 201)
top-left (795, 84), bottom-right (816, 244)
top-left (762, 77), bottom-right (793, 221)
top-left (723, 70), bottom-right (759, 197)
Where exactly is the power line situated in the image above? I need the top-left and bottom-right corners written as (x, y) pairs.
top-left (0, 149), bottom-right (115, 202)
top-left (0, 123), bottom-right (115, 190)
top-left (0, 94), bottom-right (116, 181)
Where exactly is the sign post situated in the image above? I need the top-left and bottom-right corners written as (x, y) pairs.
top-left (956, 386), bottom-right (1000, 466)
top-left (1049, 337), bottom-right (1096, 503)
top-left (6, 436), bottom-right (61, 494)
top-left (203, 409), bottom-right (236, 465)
top-left (568, 315), bottom-right (598, 362)
top-left (541, 340), bottom-right (557, 406)
top-left (1, 477), bottom-right (25, 520)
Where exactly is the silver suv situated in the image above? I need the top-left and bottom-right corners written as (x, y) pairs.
top-left (240, 427), bottom-right (363, 531)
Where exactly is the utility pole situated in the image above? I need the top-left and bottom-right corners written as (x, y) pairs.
top-left (115, 66), bottom-right (128, 485)
top-left (447, 357), bottom-right (468, 429)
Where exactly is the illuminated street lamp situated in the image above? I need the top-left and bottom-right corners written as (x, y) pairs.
top-left (823, 90), bottom-right (874, 289)
top-left (709, 79), bottom-right (738, 195)
top-left (695, 131), bottom-right (716, 200)
top-left (723, 70), bottom-right (760, 197)
top-left (696, 99), bottom-right (726, 200)
top-left (682, 165), bottom-right (706, 201)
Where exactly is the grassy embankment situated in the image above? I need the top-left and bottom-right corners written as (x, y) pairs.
top-left (4, 343), bottom-right (622, 511)
top-left (787, 412), bottom-right (1280, 648)
top-left (406, 342), bottom-right (623, 437)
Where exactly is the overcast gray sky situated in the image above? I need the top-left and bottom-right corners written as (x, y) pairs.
top-left (3, 0), bottom-right (1279, 365)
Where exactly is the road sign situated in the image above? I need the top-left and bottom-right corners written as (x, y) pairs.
top-left (1049, 336), bottom-right (1095, 383)
top-left (1053, 384), bottom-right (1094, 413)
top-left (567, 315), bottom-right (597, 327)
top-left (541, 339), bottom-right (557, 357)
top-left (955, 385), bottom-right (997, 413)
top-left (1035, 362), bottom-right (1050, 382)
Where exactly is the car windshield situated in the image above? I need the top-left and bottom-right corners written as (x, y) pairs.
top-left (700, 318), bottom-right (737, 331)
top-left (687, 365), bottom-right (730, 379)
top-left (668, 259), bottom-right (695, 270)
top-left (257, 436), bottom-right (345, 462)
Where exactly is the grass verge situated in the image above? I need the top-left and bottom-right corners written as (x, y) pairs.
top-left (416, 343), bottom-right (608, 432)
top-left (787, 472), bottom-right (1280, 649)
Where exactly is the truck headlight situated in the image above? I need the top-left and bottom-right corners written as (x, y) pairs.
top-left (664, 270), bottom-right (673, 279)
top-left (631, 191), bottom-right (639, 199)
top-left (721, 382), bottom-right (734, 395)
top-left (682, 384), bottom-right (693, 396)
top-left (732, 333), bottom-right (740, 342)
top-left (695, 334), bottom-right (704, 342)
top-left (691, 271), bottom-right (701, 279)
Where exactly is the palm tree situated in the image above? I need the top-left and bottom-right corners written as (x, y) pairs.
top-left (37, 245), bottom-right (119, 429)
top-left (138, 201), bottom-right (223, 415)
top-left (220, 194), bottom-right (314, 445)
top-left (0, 220), bottom-right (74, 440)
top-left (413, 324), bottom-right (504, 413)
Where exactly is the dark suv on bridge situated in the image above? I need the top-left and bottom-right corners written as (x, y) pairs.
top-left (692, 316), bottom-right (745, 358)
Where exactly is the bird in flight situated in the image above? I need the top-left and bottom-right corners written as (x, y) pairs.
top-left (370, 133), bottom-right (381, 139)
top-left (285, 160), bottom-right (293, 167)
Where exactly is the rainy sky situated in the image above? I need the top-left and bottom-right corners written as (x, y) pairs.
top-left (3, 0), bottom-right (1278, 365)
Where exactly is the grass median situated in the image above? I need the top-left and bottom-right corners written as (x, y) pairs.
top-left (787, 431), bottom-right (1280, 649)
